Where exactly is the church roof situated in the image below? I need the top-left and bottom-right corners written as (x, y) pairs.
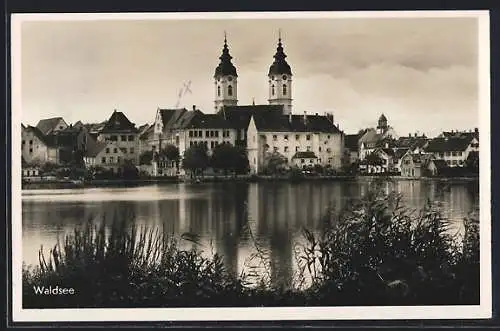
top-left (268, 38), bottom-right (292, 76)
top-left (253, 112), bottom-right (341, 133)
top-left (218, 105), bottom-right (285, 130)
top-left (101, 110), bottom-right (138, 133)
top-left (214, 37), bottom-right (237, 77)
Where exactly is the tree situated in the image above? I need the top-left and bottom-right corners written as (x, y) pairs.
top-left (121, 160), bottom-right (139, 179)
top-left (210, 143), bottom-right (249, 177)
top-left (182, 144), bottom-right (209, 178)
top-left (365, 152), bottom-right (385, 166)
top-left (263, 151), bottom-right (288, 176)
top-left (160, 144), bottom-right (180, 164)
top-left (139, 150), bottom-right (154, 165)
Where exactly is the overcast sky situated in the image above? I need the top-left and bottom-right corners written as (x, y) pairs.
top-left (19, 14), bottom-right (481, 136)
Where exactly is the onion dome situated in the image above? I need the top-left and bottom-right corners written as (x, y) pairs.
top-left (214, 36), bottom-right (237, 78)
top-left (268, 36), bottom-right (292, 76)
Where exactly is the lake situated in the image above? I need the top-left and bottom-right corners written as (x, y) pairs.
top-left (22, 178), bottom-right (479, 288)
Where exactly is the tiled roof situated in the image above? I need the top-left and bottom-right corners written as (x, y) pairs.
top-left (214, 39), bottom-right (238, 77)
top-left (24, 126), bottom-right (49, 145)
top-left (425, 136), bottom-right (473, 153)
top-left (441, 130), bottom-right (479, 141)
top-left (292, 151), bottom-right (317, 159)
top-left (36, 117), bottom-right (66, 135)
top-left (218, 105), bottom-right (285, 129)
top-left (139, 125), bottom-right (155, 140)
top-left (396, 136), bottom-right (428, 150)
top-left (394, 148), bottom-right (410, 160)
top-left (253, 112), bottom-right (341, 133)
top-left (84, 140), bottom-right (108, 157)
top-left (174, 110), bottom-right (232, 129)
top-left (380, 148), bottom-right (395, 158)
top-left (101, 111), bottom-right (138, 133)
top-left (359, 129), bottom-right (382, 145)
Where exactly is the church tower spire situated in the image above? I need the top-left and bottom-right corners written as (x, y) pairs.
top-left (268, 30), bottom-right (293, 115)
top-left (214, 32), bottom-right (238, 112)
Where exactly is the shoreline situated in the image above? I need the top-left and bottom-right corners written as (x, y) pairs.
top-left (21, 174), bottom-right (479, 190)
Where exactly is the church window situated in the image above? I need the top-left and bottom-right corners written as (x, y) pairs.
top-left (283, 84), bottom-right (287, 95)
top-left (228, 85), bottom-right (233, 96)
top-left (217, 85), bottom-right (221, 97)
top-left (271, 85), bottom-right (275, 96)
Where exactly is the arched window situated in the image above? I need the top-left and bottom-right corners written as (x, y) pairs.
top-left (271, 84), bottom-right (275, 96)
top-left (217, 85), bottom-right (221, 97)
top-left (283, 84), bottom-right (287, 95)
top-left (228, 85), bottom-right (233, 96)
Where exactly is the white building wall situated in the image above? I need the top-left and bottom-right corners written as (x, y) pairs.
top-left (97, 132), bottom-right (139, 164)
top-left (268, 74), bottom-right (292, 114)
top-left (22, 130), bottom-right (48, 164)
top-left (214, 75), bottom-right (238, 112)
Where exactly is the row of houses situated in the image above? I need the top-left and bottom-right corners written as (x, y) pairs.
top-left (343, 114), bottom-right (480, 177)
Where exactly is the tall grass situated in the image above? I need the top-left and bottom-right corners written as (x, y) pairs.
top-left (23, 181), bottom-right (480, 308)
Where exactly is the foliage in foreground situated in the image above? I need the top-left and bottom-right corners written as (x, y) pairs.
top-left (23, 183), bottom-right (479, 308)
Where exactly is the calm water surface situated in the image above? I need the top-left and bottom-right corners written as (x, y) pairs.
top-left (22, 179), bottom-right (479, 287)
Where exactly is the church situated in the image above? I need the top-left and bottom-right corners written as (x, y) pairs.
top-left (141, 34), bottom-right (345, 174)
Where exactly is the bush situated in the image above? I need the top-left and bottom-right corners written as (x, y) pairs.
top-left (23, 181), bottom-right (479, 308)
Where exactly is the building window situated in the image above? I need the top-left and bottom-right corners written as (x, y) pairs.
top-left (121, 135), bottom-right (127, 141)
top-left (110, 157), bottom-right (114, 163)
top-left (128, 135), bottom-right (134, 141)
top-left (113, 148), bottom-right (118, 153)
top-left (295, 146), bottom-right (299, 152)
top-left (190, 141), bottom-right (193, 147)
top-left (271, 84), bottom-right (275, 96)
top-left (307, 146), bottom-right (311, 152)
top-left (215, 131), bottom-right (219, 138)
top-left (117, 157), bottom-right (121, 163)
top-left (211, 141), bottom-right (215, 148)
top-left (327, 135), bottom-right (330, 139)
top-left (217, 85), bottom-right (221, 97)
top-left (198, 130), bottom-right (202, 137)
top-left (22, 140), bottom-right (25, 145)
top-left (189, 131), bottom-right (193, 137)
top-left (253, 158), bottom-right (256, 164)
top-left (283, 84), bottom-right (287, 95)
top-left (110, 135), bottom-right (118, 141)
top-left (101, 157), bottom-right (106, 163)
top-left (106, 148), bottom-right (110, 154)
top-left (319, 147), bottom-right (322, 152)
top-left (274, 147), bottom-right (278, 152)
top-left (29, 140), bottom-right (33, 145)
top-left (306, 134), bottom-right (311, 141)
top-left (310, 159), bottom-right (313, 163)
top-left (273, 135), bottom-right (277, 141)
top-left (228, 85), bottom-right (233, 96)
top-left (130, 148), bottom-right (134, 154)
top-left (295, 134), bottom-right (300, 140)
top-left (206, 131), bottom-right (210, 138)
top-left (29, 148), bottom-right (33, 153)
top-left (284, 135), bottom-right (288, 141)
top-left (120, 148), bottom-right (127, 154)
top-left (301, 159), bottom-right (305, 164)
top-left (284, 146), bottom-right (289, 152)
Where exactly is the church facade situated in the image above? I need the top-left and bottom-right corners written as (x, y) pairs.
top-left (142, 34), bottom-right (344, 174)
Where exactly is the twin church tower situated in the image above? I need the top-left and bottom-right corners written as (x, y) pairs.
top-left (213, 33), bottom-right (293, 115)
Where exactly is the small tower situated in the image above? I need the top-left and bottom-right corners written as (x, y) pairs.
top-left (377, 113), bottom-right (388, 134)
top-left (268, 31), bottom-right (293, 115)
top-left (214, 33), bottom-right (238, 112)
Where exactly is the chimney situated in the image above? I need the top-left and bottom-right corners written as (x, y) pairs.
top-left (414, 133), bottom-right (417, 137)
top-left (474, 127), bottom-right (479, 133)
top-left (315, 112), bottom-right (319, 116)
top-left (288, 112), bottom-right (292, 123)
top-left (192, 105), bottom-right (196, 111)
top-left (303, 111), bottom-right (307, 123)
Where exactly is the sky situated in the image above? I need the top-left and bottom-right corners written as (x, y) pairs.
top-left (18, 13), bottom-right (482, 137)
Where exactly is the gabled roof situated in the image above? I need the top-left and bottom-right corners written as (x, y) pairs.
top-left (158, 108), bottom-right (189, 127)
top-left (441, 130), bottom-right (479, 141)
top-left (425, 136), bottom-right (473, 153)
top-left (36, 117), bottom-right (66, 135)
top-left (394, 148), bottom-right (410, 161)
top-left (101, 111), bottom-right (138, 133)
top-left (292, 151), bottom-right (317, 159)
top-left (359, 129), bottom-right (382, 145)
top-left (253, 112), bottom-right (341, 133)
top-left (84, 140), bottom-right (108, 157)
top-left (137, 124), bottom-right (150, 135)
top-left (140, 125), bottom-right (155, 140)
top-left (24, 125), bottom-right (49, 145)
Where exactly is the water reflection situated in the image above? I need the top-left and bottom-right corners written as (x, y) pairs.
top-left (22, 179), bottom-right (479, 288)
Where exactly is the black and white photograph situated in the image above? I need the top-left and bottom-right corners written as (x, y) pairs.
top-left (11, 11), bottom-right (491, 322)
